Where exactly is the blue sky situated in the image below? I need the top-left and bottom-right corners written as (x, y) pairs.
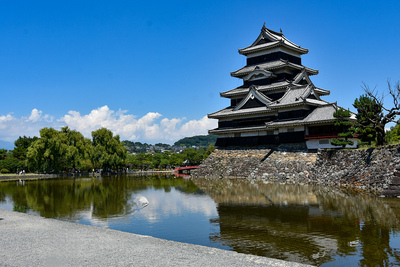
top-left (1, 0), bottom-right (399, 149)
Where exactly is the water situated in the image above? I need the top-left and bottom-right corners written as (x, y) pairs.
top-left (1, 175), bottom-right (400, 266)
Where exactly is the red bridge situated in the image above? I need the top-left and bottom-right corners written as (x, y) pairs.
top-left (174, 166), bottom-right (199, 175)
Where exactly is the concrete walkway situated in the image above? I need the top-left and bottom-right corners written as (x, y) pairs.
top-left (0, 209), bottom-right (312, 267)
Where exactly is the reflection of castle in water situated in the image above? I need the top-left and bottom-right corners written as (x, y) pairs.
top-left (193, 179), bottom-right (400, 266)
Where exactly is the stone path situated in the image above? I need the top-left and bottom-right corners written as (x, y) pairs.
top-left (0, 209), bottom-right (312, 267)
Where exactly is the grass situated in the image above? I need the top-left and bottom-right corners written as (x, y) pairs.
top-left (356, 140), bottom-right (400, 150)
top-left (0, 173), bottom-right (40, 176)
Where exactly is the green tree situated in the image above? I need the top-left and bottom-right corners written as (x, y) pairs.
top-left (91, 128), bottom-right (127, 171)
top-left (204, 144), bottom-right (215, 159)
top-left (160, 158), bottom-right (170, 169)
top-left (173, 135), bottom-right (217, 147)
top-left (181, 148), bottom-right (205, 165)
top-left (151, 153), bottom-right (162, 169)
top-left (169, 153), bottom-right (183, 167)
top-left (138, 153), bottom-right (152, 170)
top-left (353, 81), bottom-right (400, 146)
top-left (0, 149), bottom-right (8, 160)
top-left (12, 136), bottom-right (39, 160)
top-left (330, 108), bottom-right (355, 148)
top-left (60, 126), bottom-right (92, 170)
top-left (0, 156), bottom-right (24, 173)
top-left (386, 120), bottom-right (400, 143)
top-left (353, 95), bottom-right (381, 145)
top-left (27, 127), bottom-right (91, 172)
top-left (27, 127), bottom-right (65, 172)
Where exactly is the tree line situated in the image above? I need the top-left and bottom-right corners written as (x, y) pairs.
top-left (1, 81), bottom-right (399, 173)
top-left (0, 127), bottom-right (215, 174)
top-left (0, 127), bottom-right (127, 174)
top-left (126, 145), bottom-right (214, 170)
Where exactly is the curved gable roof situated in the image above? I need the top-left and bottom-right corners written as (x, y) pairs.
top-left (234, 86), bottom-right (272, 111)
top-left (238, 23), bottom-right (308, 56)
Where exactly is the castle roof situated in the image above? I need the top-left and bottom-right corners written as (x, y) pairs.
top-left (208, 105), bottom-right (275, 119)
top-left (265, 104), bottom-right (356, 129)
top-left (231, 59), bottom-right (318, 78)
top-left (220, 81), bottom-right (290, 98)
top-left (238, 24), bottom-right (308, 56)
top-left (209, 125), bottom-right (267, 135)
top-left (268, 85), bottom-right (328, 109)
top-left (210, 84), bottom-right (329, 119)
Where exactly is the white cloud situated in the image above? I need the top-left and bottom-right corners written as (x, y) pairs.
top-left (0, 110), bottom-right (55, 142)
top-left (0, 106), bottom-right (218, 144)
top-left (28, 109), bottom-right (42, 122)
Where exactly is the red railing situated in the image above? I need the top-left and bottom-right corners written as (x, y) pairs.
top-left (174, 166), bottom-right (199, 172)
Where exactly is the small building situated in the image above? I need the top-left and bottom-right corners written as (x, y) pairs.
top-left (208, 23), bottom-right (357, 150)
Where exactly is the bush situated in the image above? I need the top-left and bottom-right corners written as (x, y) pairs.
top-left (0, 157), bottom-right (25, 173)
top-left (0, 168), bottom-right (10, 173)
top-left (13, 204), bottom-right (28, 213)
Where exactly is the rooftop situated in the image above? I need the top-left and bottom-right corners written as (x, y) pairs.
top-left (231, 59), bottom-right (318, 78)
top-left (238, 24), bottom-right (309, 56)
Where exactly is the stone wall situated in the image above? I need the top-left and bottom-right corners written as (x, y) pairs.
top-left (192, 144), bottom-right (400, 197)
top-left (310, 145), bottom-right (400, 196)
top-left (192, 148), bottom-right (317, 183)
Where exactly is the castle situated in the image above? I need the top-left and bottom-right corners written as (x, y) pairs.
top-left (208, 23), bottom-right (357, 150)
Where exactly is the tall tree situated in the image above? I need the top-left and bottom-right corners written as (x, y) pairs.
top-left (27, 127), bottom-right (91, 172)
top-left (27, 128), bottom-right (65, 172)
top-left (12, 136), bottom-right (39, 160)
top-left (353, 81), bottom-right (400, 146)
top-left (330, 108), bottom-right (355, 148)
top-left (60, 126), bottom-right (92, 170)
top-left (0, 149), bottom-right (8, 160)
top-left (353, 95), bottom-right (380, 145)
top-left (91, 128), bottom-right (127, 171)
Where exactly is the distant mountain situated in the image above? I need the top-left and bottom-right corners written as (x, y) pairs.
top-left (173, 135), bottom-right (217, 147)
top-left (122, 135), bottom-right (217, 153)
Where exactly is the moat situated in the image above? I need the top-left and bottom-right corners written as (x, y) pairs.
top-left (1, 174), bottom-right (400, 266)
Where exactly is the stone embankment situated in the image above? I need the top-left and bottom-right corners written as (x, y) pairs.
top-left (192, 144), bottom-right (400, 197)
top-left (192, 148), bottom-right (317, 183)
top-left (0, 173), bottom-right (93, 182)
top-left (310, 145), bottom-right (400, 196)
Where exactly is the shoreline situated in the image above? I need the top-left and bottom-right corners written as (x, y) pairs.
top-left (0, 170), bottom-right (176, 182)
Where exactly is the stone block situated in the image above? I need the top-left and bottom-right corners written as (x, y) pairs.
top-left (392, 176), bottom-right (400, 184)
top-left (382, 189), bottom-right (400, 197)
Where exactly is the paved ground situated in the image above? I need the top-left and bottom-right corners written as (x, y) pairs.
top-left (0, 209), bottom-right (312, 267)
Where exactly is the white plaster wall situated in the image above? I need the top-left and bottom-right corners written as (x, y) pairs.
top-left (278, 126), bottom-right (305, 133)
top-left (306, 138), bottom-right (358, 149)
top-left (241, 131), bottom-right (268, 137)
top-left (219, 133), bottom-right (234, 138)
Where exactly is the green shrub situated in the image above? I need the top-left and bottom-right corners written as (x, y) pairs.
top-left (0, 168), bottom-right (9, 173)
top-left (13, 204), bottom-right (28, 213)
